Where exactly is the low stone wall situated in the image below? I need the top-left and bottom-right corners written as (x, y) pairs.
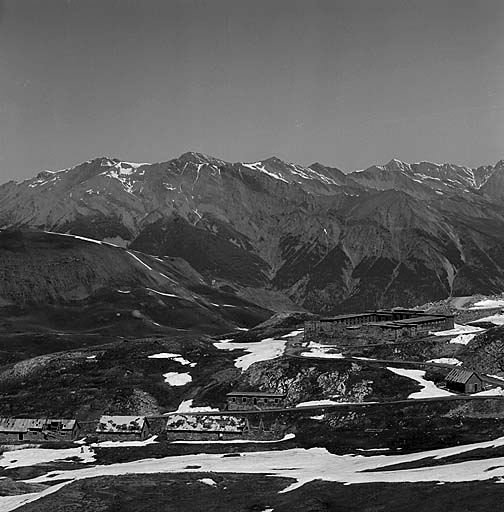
top-left (0, 431), bottom-right (74, 443)
top-left (165, 431), bottom-right (246, 441)
top-left (0, 432), bottom-right (40, 443)
top-left (94, 432), bottom-right (146, 442)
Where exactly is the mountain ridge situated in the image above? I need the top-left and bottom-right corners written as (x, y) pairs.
top-left (1, 152), bottom-right (504, 314)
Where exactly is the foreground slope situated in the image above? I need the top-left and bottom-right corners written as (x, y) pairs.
top-left (0, 230), bottom-right (272, 339)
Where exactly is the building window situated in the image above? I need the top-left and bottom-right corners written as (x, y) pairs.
top-left (18, 433), bottom-right (24, 441)
top-left (242, 397), bottom-right (247, 404)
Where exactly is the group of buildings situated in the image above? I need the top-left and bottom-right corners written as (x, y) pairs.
top-left (0, 373), bottom-right (489, 444)
top-left (0, 393), bottom-right (290, 444)
top-left (0, 307), bottom-right (489, 445)
top-left (0, 415), bottom-right (151, 443)
top-left (0, 418), bottom-right (80, 443)
top-left (304, 308), bottom-right (455, 344)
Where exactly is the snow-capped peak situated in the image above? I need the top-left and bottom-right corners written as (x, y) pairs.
top-left (178, 151), bottom-right (225, 166)
top-left (384, 158), bottom-right (411, 173)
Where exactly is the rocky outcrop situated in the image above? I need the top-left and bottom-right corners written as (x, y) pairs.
top-left (237, 358), bottom-right (417, 405)
top-left (460, 326), bottom-right (504, 375)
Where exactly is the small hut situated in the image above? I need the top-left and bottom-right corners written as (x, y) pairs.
top-left (445, 369), bottom-right (483, 394)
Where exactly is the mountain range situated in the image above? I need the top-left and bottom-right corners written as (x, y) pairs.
top-left (1, 152), bottom-right (504, 315)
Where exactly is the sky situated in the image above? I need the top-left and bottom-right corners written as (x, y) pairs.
top-left (0, 0), bottom-right (503, 181)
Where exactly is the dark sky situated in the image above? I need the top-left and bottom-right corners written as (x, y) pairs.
top-left (1, 0), bottom-right (503, 181)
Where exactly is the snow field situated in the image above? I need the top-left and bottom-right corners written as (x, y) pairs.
top-left (8, 436), bottom-right (504, 510)
top-left (0, 446), bottom-right (95, 470)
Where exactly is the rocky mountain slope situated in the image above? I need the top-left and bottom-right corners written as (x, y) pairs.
top-left (1, 153), bottom-right (504, 314)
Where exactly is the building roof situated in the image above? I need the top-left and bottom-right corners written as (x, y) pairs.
top-left (445, 368), bottom-right (481, 384)
top-left (312, 309), bottom-right (453, 324)
top-left (318, 312), bottom-right (378, 322)
top-left (0, 418), bottom-right (47, 433)
top-left (166, 414), bottom-right (245, 432)
top-left (375, 308), bottom-right (426, 314)
top-left (45, 419), bottom-right (78, 431)
top-left (96, 415), bottom-right (147, 433)
top-left (0, 418), bottom-right (78, 433)
top-left (365, 322), bottom-right (403, 329)
top-left (391, 308), bottom-right (427, 313)
top-left (226, 391), bottom-right (286, 398)
top-left (393, 315), bottom-right (447, 325)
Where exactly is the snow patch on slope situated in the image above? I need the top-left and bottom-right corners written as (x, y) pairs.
top-left (242, 162), bottom-right (288, 183)
top-left (469, 299), bottom-right (504, 310)
top-left (166, 399), bottom-right (219, 414)
top-left (148, 353), bottom-right (196, 367)
top-left (300, 341), bottom-right (344, 359)
top-left (387, 367), bottom-right (453, 399)
top-left (163, 372), bottom-right (192, 386)
top-left (213, 338), bottom-right (287, 370)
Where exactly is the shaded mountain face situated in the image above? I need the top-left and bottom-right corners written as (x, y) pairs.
top-left (1, 153), bottom-right (504, 314)
top-left (0, 230), bottom-right (272, 335)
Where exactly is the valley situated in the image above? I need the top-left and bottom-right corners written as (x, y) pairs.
top-left (1, 157), bottom-right (504, 510)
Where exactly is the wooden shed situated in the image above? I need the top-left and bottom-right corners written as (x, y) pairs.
top-left (95, 415), bottom-right (150, 441)
top-left (445, 369), bottom-right (483, 394)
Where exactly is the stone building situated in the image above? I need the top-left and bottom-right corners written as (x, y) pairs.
top-left (95, 415), bottom-right (150, 441)
top-left (304, 308), bottom-right (454, 344)
top-left (0, 418), bottom-right (81, 442)
top-left (165, 413), bottom-right (246, 441)
top-left (226, 391), bottom-right (286, 411)
top-left (43, 419), bottom-right (81, 440)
